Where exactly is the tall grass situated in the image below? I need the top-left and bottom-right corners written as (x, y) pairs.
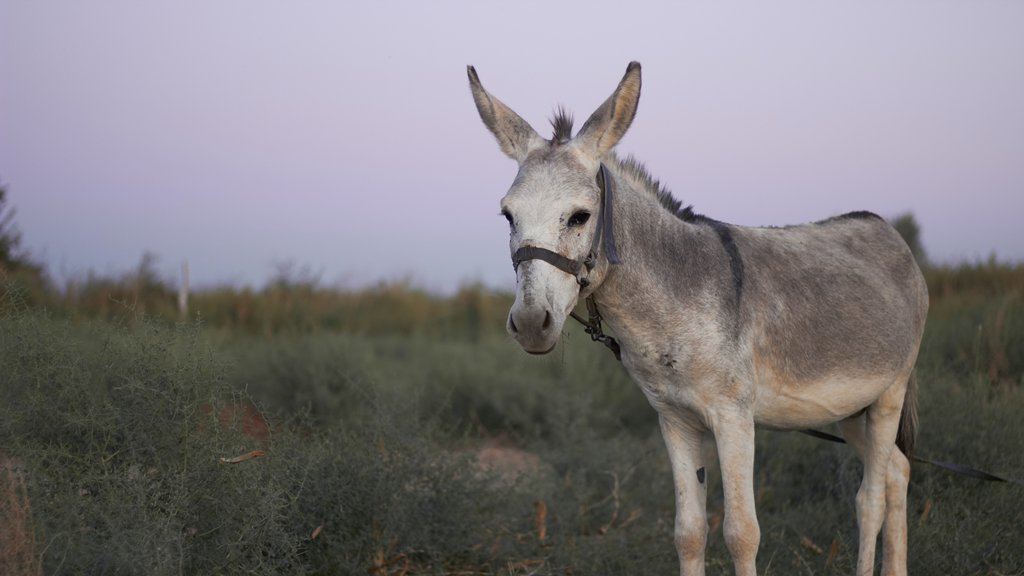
top-left (2, 260), bottom-right (1023, 574)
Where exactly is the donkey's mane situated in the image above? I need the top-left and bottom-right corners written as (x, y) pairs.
top-left (611, 154), bottom-right (701, 223)
top-left (550, 107), bottom-right (574, 145)
top-left (610, 153), bottom-right (741, 304)
top-left (547, 109), bottom-right (701, 223)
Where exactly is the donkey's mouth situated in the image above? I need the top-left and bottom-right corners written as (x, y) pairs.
top-left (522, 340), bottom-right (558, 355)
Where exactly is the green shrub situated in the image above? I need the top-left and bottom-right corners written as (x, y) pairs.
top-left (2, 265), bottom-right (1023, 574)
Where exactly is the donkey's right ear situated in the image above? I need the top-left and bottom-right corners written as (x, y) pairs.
top-left (468, 66), bottom-right (545, 163)
top-left (574, 62), bottom-right (641, 157)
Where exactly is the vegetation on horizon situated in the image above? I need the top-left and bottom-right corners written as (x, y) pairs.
top-left (2, 189), bottom-right (1021, 339)
top-left (0, 188), bottom-right (1013, 315)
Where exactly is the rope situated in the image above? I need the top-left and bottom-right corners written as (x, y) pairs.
top-left (800, 429), bottom-right (1024, 486)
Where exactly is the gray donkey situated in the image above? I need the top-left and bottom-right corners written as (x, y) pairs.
top-left (468, 62), bottom-right (928, 576)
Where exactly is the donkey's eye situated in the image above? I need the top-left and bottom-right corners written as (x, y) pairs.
top-left (567, 211), bottom-right (591, 227)
top-left (500, 210), bottom-right (515, 228)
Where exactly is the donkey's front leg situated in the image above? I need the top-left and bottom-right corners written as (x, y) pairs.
top-left (712, 410), bottom-right (760, 576)
top-left (659, 413), bottom-right (709, 576)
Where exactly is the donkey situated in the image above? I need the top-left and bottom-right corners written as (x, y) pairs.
top-left (468, 61), bottom-right (928, 576)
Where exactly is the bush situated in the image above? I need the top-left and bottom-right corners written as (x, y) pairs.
top-left (3, 262), bottom-right (1024, 574)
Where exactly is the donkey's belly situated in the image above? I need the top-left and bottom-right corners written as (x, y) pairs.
top-left (753, 374), bottom-right (896, 429)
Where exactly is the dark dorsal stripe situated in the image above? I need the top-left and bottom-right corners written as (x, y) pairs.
top-left (706, 219), bottom-right (744, 306)
top-left (834, 210), bottom-right (883, 222)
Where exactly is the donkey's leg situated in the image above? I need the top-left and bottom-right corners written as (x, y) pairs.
top-left (846, 380), bottom-right (907, 576)
top-left (880, 447), bottom-right (910, 576)
top-left (839, 413), bottom-right (910, 576)
top-left (659, 413), bottom-right (709, 576)
top-left (711, 411), bottom-right (759, 576)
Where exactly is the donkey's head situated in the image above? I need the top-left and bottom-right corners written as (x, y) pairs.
top-left (468, 62), bottom-right (641, 354)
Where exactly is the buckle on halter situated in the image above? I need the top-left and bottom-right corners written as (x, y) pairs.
top-left (576, 251), bottom-right (598, 287)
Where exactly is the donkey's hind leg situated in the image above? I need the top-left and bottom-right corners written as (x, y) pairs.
top-left (838, 414), bottom-right (911, 576)
top-left (880, 447), bottom-right (911, 576)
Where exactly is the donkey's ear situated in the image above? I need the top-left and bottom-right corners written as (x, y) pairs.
top-left (468, 65), bottom-right (545, 163)
top-left (575, 62), bottom-right (642, 156)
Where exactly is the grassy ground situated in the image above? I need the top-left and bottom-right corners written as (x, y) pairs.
top-left (1, 278), bottom-right (1023, 575)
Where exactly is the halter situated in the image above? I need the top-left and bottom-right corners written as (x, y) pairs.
top-left (510, 163), bottom-right (622, 360)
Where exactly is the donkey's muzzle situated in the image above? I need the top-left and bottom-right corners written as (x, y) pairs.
top-left (508, 302), bottom-right (558, 354)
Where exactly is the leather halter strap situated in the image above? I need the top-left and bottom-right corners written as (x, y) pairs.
top-left (512, 246), bottom-right (583, 278)
top-left (510, 163), bottom-right (620, 286)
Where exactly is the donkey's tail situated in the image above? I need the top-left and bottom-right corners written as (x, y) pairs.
top-left (896, 369), bottom-right (919, 459)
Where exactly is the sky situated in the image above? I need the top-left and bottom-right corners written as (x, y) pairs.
top-left (1, 1), bottom-right (1022, 294)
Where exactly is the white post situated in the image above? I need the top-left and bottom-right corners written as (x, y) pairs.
top-left (178, 261), bottom-right (189, 318)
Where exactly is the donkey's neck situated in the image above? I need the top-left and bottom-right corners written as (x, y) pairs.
top-left (593, 161), bottom-right (739, 360)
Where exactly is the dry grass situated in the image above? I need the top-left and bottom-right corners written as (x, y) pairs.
top-left (0, 455), bottom-right (42, 576)
top-left (2, 270), bottom-right (1023, 574)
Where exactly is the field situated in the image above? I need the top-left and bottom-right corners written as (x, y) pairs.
top-left (1, 262), bottom-right (1023, 575)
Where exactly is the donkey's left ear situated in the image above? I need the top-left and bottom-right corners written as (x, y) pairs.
top-left (575, 62), bottom-right (642, 156)
top-left (468, 65), bottom-right (545, 163)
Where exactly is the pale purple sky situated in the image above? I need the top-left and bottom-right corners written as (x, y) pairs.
top-left (2, 1), bottom-right (1022, 293)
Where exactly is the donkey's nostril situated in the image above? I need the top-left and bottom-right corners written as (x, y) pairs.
top-left (542, 310), bottom-right (552, 330)
top-left (509, 315), bottom-right (519, 334)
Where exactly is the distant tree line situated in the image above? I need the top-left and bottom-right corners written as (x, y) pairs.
top-left (0, 183), bottom-right (49, 307)
top-left (890, 212), bottom-right (927, 267)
